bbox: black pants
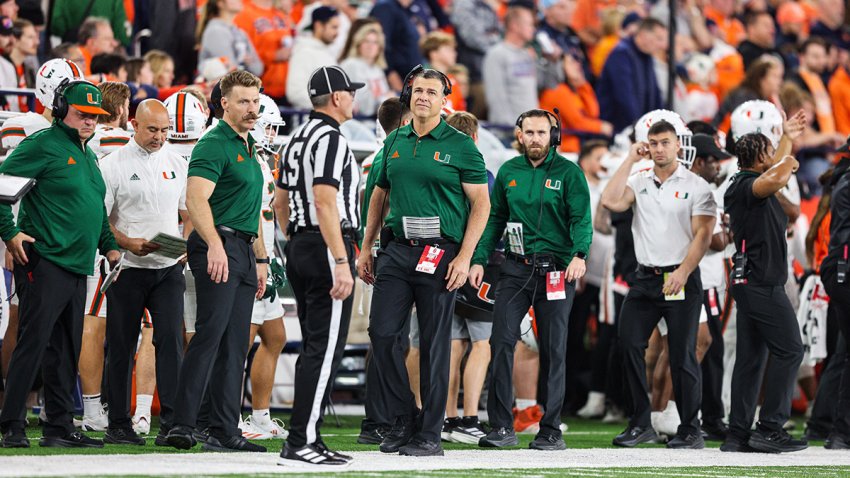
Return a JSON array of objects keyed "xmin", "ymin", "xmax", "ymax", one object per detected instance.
[
  {"xmin": 172, "ymin": 230, "xmax": 256, "ymax": 438},
  {"xmin": 488, "ymin": 259, "xmax": 575, "ymax": 436},
  {"xmin": 728, "ymin": 284, "xmax": 804, "ymax": 438},
  {"xmin": 285, "ymin": 232, "xmax": 354, "ymax": 447},
  {"xmin": 368, "ymin": 241, "xmax": 458, "ymax": 443},
  {"xmin": 821, "ymin": 260, "xmax": 850, "ymax": 437},
  {"xmin": 701, "ymin": 288, "xmax": 724, "ymax": 424},
  {"xmin": 105, "ymin": 264, "xmax": 185, "ymax": 429},
  {"xmin": 619, "ymin": 268, "xmax": 702, "ymax": 435},
  {"xmin": 566, "ymin": 284, "xmax": 597, "ymax": 408},
  {"xmin": 807, "ymin": 328, "xmax": 843, "ymax": 434},
  {"xmin": 0, "ymin": 246, "xmax": 85, "ymax": 437}
]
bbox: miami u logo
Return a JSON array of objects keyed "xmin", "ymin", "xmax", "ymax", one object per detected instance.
[
  {"xmin": 162, "ymin": 171, "xmax": 176, "ymax": 179},
  {"xmin": 545, "ymin": 179, "xmax": 561, "ymax": 190},
  {"xmin": 477, "ymin": 282, "xmax": 495, "ymax": 305}
]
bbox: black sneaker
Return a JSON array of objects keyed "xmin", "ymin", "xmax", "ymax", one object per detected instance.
[
  {"xmin": 399, "ymin": 437, "xmax": 444, "ymax": 456},
  {"xmin": 278, "ymin": 443, "xmax": 350, "ymax": 467},
  {"xmin": 701, "ymin": 420, "xmax": 729, "ymax": 441},
  {"xmin": 202, "ymin": 434, "xmax": 266, "ymax": 452},
  {"xmin": 166, "ymin": 424, "xmax": 197, "ymax": 450},
  {"xmin": 529, "ymin": 433, "xmax": 566, "ymax": 450},
  {"xmin": 720, "ymin": 434, "xmax": 757, "ymax": 453},
  {"xmin": 479, "ymin": 427, "xmax": 518, "ymax": 447},
  {"xmin": 441, "ymin": 417, "xmax": 462, "ymax": 443},
  {"xmin": 803, "ymin": 425, "xmax": 830, "ymax": 442},
  {"xmin": 825, "ymin": 433, "xmax": 850, "ymax": 450},
  {"xmin": 192, "ymin": 427, "xmax": 210, "ymax": 444},
  {"xmin": 357, "ymin": 426, "xmax": 386, "ymax": 445},
  {"xmin": 667, "ymin": 432, "xmax": 705, "ymax": 449},
  {"xmin": 316, "ymin": 441, "xmax": 352, "ymax": 461},
  {"xmin": 612, "ymin": 426, "xmax": 658, "ymax": 447},
  {"xmin": 40, "ymin": 431, "xmax": 104, "ymax": 448},
  {"xmin": 748, "ymin": 427, "xmax": 808, "ymax": 453},
  {"xmin": 450, "ymin": 417, "xmax": 487, "ymax": 445},
  {"xmin": 379, "ymin": 416, "xmax": 415, "ymax": 453},
  {"xmin": 105, "ymin": 427, "xmax": 146, "ymax": 445},
  {"xmin": 1, "ymin": 428, "xmax": 29, "ymax": 448}
]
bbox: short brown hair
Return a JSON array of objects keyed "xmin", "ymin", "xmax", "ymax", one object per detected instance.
[
  {"xmin": 220, "ymin": 70, "xmax": 262, "ymax": 98},
  {"xmin": 97, "ymin": 81, "xmax": 130, "ymax": 124},
  {"xmin": 419, "ymin": 31, "xmax": 455, "ymax": 60},
  {"xmin": 446, "ymin": 111, "xmax": 478, "ymax": 137}
]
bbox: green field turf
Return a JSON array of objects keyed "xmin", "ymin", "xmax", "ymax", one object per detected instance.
[{"xmin": 0, "ymin": 412, "xmax": 825, "ymax": 456}]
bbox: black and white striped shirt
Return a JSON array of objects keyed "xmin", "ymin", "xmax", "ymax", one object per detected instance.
[{"xmin": 277, "ymin": 112, "xmax": 361, "ymax": 230}]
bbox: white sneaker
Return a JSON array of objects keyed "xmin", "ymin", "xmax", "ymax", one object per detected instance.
[
  {"xmin": 81, "ymin": 408, "xmax": 109, "ymax": 431},
  {"xmin": 132, "ymin": 415, "xmax": 151, "ymax": 435},
  {"xmin": 577, "ymin": 392, "xmax": 606, "ymax": 419},
  {"xmin": 602, "ymin": 405, "xmax": 625, "ymax": 424},
  {"xmin": 655, "ymin": 403, "xmax": 680, "ymax": 438},
  {"xmin": 241, "ymin": 416, "xmax": 289, "ymax": 440}
]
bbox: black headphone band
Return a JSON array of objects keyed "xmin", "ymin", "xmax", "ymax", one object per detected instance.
[
  {"xmin": 400, "ymin": 64, "xmax": 452, "ymax": 106},
  {"xmin": 52, "ymin": 78, "xmax": 98, "ymax": 119}
]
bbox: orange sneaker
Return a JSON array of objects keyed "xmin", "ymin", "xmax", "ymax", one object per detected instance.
[{"xmin": 513, "ymin": 405, "xmax": 544, "ymax": 434}]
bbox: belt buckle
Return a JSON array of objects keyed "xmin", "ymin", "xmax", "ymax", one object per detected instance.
[{"xmin": 653, "ymin": 267, "xmax": 663, "ymax": 275}]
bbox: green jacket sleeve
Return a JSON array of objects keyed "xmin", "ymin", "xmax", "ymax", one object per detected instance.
[
  {"xmin": 111, "ymin": 1, "xmax": 130, "ymax": 46},
  {"xmin": 0, "ymin": 139, "xmax": 47, "ymax": 241},
  {"xmin": 564, "ymin": 162, "xmax": 592, "ymax": 257},
  {"xmin": 471, "ymin": 168, "xmax": 508, "ymax": 266}
]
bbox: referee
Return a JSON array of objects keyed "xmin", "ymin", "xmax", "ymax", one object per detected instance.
[
  {"xmin": 601, "ymin": 120, "xmax": 716, "ymax": 449},
  {"xmin": 722, "ymin": 112, "xmax": 808, "ymax": 453},
  {"xmin": 471, "ymin": 109, "xmax": 592, "ymax": 450},
  {"xmin": 357, "ymin": 67, "xmax": 491, "ymax": 457},
  {"xmin": 275, "ymin": 66, "xmax": 363, "ymax": 467},
  {"xmin": 166, "ymin": 70, "xmax": 268, "ymax": 453}
]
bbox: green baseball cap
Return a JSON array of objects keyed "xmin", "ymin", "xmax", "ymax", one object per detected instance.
[{"xmin": 64, "ymin": 82, "xmax": 109, "ymax": 115}]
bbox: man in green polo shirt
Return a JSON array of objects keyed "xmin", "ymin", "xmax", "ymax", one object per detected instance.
[
  {"xmin": 357, "ymin": 68, "xmax": 491, "ymax": 457},
  {"xmin": 166, "ymin": 71, "xmax": 268, "ymax": 453},
  {"xmin": 0, "ymin": 80, "xmax": 121, "ymax": 449},
  {"xmin": 471, "ymin": 109, "xmax": 592, "ymax": 451}
]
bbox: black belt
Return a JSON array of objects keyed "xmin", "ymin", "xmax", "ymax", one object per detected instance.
[
  {"xmin": 393, "ymin": 237, "xmax": 454, "ymax": 247},
  {"xmin": 290, "ymin": 225, "xmax": 358, "ymax": 239},
  {"xmin": 505, "ymin": 252, "xmax": 563, "ymax": 270},
  {"xmin": 216, "ymin": 225, "xmax": 255, "ymax": 244},
  {"xmin": 637, "ymin": 264, "xmax": 679, "ymax": 275}
]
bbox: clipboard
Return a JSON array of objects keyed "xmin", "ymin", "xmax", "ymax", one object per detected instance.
[
  {"xmin": 148, "ymin": 232, "xmax": 187, "ymax": 259},
  {"xmin": 0, "ymin": 175, "xmax": 35, "ymax": 205},
  {"xmin": 99, "ymin": 252, "xmax": 126, "ymax": 294}
]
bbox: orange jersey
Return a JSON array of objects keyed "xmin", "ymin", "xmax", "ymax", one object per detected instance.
[
  {"xmin": 829, "ymin": 66, "xmax": 850, "ymax": 137},
  {"xmin": 704, "ymin": 6, "xmax": 746, "ymax": 47},
  {"xmin": 813, "ymin": 212, "xmax": 831, "ymax": 273},
  {"xmin": 234, "ymin": 2, "xmax": 294, "ymax": 99},
  {"xmin": 590, "ymin": 34, "xmax": 618, "ymax": 78},
  {"xmin": 539, "ymin": 83, "xmax": 604, "ymax": 153},
  {"xmin": 571, "ymin": 0, "xmax": 617, "ymax": 38},
  {"xmin": 446, "ymin": 73, "xmax": 466, "ymax": 112}
]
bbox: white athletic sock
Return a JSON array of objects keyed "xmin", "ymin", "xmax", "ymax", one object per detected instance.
[
  {"xmin": 252, "ymin": 409, "xmax": 271, "ymax": 424},
  {"xmin": 515, "ymin": 399, "xmax": 537, "ymax": 410},
  {"xmin": 82, "ymin": 394, "xmax": 102, "ymax": 418},
  {"xmin": 135, "ymin": 394, "xmax": 153, "ymax": 418}
]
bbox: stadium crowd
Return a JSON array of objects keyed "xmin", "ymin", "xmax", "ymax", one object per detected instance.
[{"xmin": 0, "ymin": 0, "xmax": 846, "ymax": 468}]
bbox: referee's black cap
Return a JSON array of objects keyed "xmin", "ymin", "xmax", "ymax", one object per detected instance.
[{"xmin": 308, "ymin": 66, "xmax": 365, "ymax": 98}]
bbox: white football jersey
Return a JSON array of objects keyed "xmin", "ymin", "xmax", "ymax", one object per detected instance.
[
  {"xmin": 1, "ymin": 112, "xmax": 51, "ymax": 150},
  {"xmin": 89, "ymin": 124, "xmax": 133, "ymax": 160}
]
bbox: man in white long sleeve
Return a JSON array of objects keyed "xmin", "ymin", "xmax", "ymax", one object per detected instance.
[{"xmin": 286, "ymin": 6, "xmax": 340, "ymax": 110}]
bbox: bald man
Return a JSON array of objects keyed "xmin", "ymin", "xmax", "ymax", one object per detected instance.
[{"xmin": 99, "ymin": 99, "xmax": 191, "ymax": 446}]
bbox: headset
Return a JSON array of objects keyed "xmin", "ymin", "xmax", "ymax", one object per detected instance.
[
  {"xmin": 51, "ymin": 78, "xmax": 97, "ymax": 120},
  {"xmin": 515, "ymin": 108, "xmax": 562, "ymax": 148},
  {"xmin": 399, "ymin": 64, "xmax": 452, "ymax": 109}
]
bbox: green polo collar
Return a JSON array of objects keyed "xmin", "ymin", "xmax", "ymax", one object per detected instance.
[
  {"xmin": 216, "ymin": 119, "xmax": 257, "ymax": 150},
  {"xmin": 54, "ymin": 119, "xmax": 89, "ymax": 152},
  {"xmin": 405, "ymin": 118, "xmax": 448, "ymax": 140}
]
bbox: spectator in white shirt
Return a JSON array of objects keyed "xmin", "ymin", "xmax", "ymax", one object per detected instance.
[
  {"xmin": 340, "ymin": 21, "xmax": 391, "ymax": 117},
  {"xmin": 286, "ymin": 6, "xmax": 340, "ymax": 109}
]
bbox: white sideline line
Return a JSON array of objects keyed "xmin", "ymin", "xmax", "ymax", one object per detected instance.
[{"xmin": 1, "ymin": 448, "xmax": 848, "ymax": 476}]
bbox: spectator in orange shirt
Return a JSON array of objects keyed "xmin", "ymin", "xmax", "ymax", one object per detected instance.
[
  {"xmin": 589, "ymin": 8, "xmax": 625, "ymax": 78},
  {"xmin": 234, "ymin": 0, "xmax": 295, "ymax": 101},
  {"xmin": 703, "ymin": 0, "xmax": 745, "ymax": 47},
  {"xmin": 829, "ymin": 45, "xmax": 850, "ymax": 136},
  {"xmin": 714, "ymin": 57, "xmax": 783, "ymax": 132},
  {"xmin": 77, "ymin": 17, "xmax": 120, "ymax": 76},
  {"xmin": 570, "ymin": 0, "xmax": 617, "ymax": 47},
  {"xmin": 540, "ymin": 54, "xmax": 612, "ymax": 153},
  {"xmin": 420, "ymin": 31, "xmax": 466, "ymax": 111}
]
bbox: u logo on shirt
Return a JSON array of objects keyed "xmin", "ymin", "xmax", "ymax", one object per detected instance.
[
  {"xmin": 162, "ymin": 171, "xmax": 176, "ymax": 180},
  {"xmin": 674, "ymin": 191, "xmax": 689, "ymax": 199}
]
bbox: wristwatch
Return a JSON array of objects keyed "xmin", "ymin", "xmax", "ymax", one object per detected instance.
[
  {"xmin": 573, "ymin": 252, "xmax": 587, "ymax": 260},
  {"xmin": 256, "ymin": 257, "xmax": 270, "ymax": 264},
  {"xmin": 334, "ymin": 257, "xmax": 348, "ymax": 265}
]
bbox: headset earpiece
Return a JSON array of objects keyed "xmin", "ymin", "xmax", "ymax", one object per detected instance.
[{"xmin": 51, "ymin": 78, "xmax": 94, "ymax": 120}]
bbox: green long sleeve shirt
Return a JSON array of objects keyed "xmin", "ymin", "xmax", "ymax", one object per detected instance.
[
  {"xmin": 51, "ymin": 0, "xmax": 130, "ymax": 46},
  {"xmin": 0, "ymin": 120, "xmax": 119, "ymax": 275},
  {"xmin": 472, "ymin": 149, "xmax": 592, "ymax": 267}
]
